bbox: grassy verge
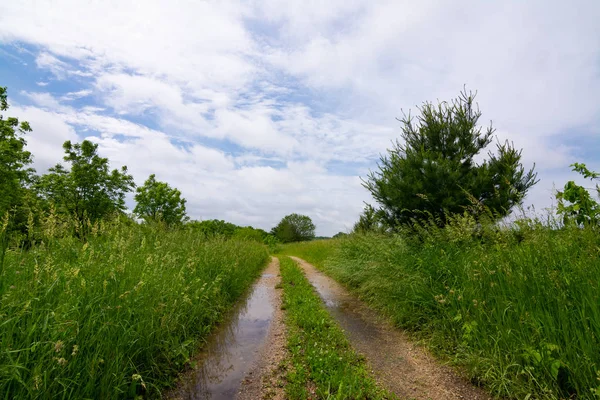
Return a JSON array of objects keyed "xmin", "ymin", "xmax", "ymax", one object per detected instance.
[
  {"xmin": 278, "ymin": 256, "xmax": 391, "ymax": 399},
  {"xmin": 0, "ymin": 220, "xmax": 269, "ymax": 399},
  {"xmin": 284, "ymin": 227, "xmax": 600, "ymax": 399},
  {"xmin": 278, "ymin": 239, "xmax": 338, "ymax": 267}
]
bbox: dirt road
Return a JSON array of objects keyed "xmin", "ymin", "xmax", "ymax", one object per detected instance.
[{"xmin": 290, "ymin": 256, "xmax": 490, "ymax": 400}]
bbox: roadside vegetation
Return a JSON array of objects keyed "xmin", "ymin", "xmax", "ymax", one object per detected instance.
[
  {"xmin": 0, "ymin": 85, "xmax": 275, "ymax": 398},
  {"xmin": 278, "ymin": 256, "xmax": 391, "ymax": 399},
  {"xmin": 0, "ymin": 216, "xmax": 268, "ymax": 398},
  {"xmin": 281, "ymin": 91, "xmax": 600, "ymax": 399},
  {"xmin": 282, "ymin": 218, "xmax": 600, "ymax": 399}
]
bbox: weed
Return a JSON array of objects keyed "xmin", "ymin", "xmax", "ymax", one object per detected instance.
[{"xmin": 0, "ymin": 220, "xmax": 269, "ymax": 398}]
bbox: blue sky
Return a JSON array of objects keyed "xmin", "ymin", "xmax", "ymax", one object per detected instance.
[{"xmin": 1, "ymin": 0, "xmax": 599, "ymax": 235}]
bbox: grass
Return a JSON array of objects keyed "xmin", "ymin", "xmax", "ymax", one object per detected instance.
[
  {"xmin": 0, "ymin": 219, "xmax": 269, "ymax": 399},
  {"xmin": 278, "ymin": 239, "xmax": 339, "ymax": 268},
  {"xmin": 281, "ymin": 223, "xmax": 600, "ymax": 400},
  {"xmin": 278, "ymin": 256, "xmax": 391, "ymax": 400}
]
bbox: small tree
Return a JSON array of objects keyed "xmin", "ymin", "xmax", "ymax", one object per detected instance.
[
  {"xmin": 363, "ymin": 89, "xmax": 538, "ymax": 228},
  {"xmin": 271, "ymin": 213, "xmax": 315, "ymax": 243},
  {"xmin": 0, "ymin": 86, "xmax": 36, "ymax": 224},
  {"xmin": 556, "ymin": 163, "xmax": 600, "ymax": 226},
  {"xmin": 134, "ymin": 174, "xmax": 187, "ymax": 225},
  {"xmin": 352, "ymin": 204, "xmax": 387, "ymax": 234},
  {"xmin": 38, "ymin": 140, "xmax": 135, "ymax": 231}
]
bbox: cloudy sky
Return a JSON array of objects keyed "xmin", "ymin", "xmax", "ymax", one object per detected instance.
[{"xmin": 1, "ymin": 1, "xmax": 599, "ymax": 235}]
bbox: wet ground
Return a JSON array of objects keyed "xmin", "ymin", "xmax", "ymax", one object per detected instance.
[
  {"xmin": 168, "ymin": 258, "xmax": 283, "ymax": 400},
  {"xmin": 290, "ymin": 256, "xmax": 491, "ymax": 400}
]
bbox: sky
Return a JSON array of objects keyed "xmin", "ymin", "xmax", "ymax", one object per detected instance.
[{"xmin": 1, "ymin": 0, "xmax": 599, "ymax": 236}]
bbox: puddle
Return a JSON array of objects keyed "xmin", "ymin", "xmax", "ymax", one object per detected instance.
[
  {"xmin": 288, "ymin": 257, "xmax": 382, "ymax": 343},
  {"xmin": 170, "ymin": 262, "xmax": 278, "ymax": 400}
]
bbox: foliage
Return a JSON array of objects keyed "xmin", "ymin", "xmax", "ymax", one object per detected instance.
[
  {"xmin": 134, "ymin": 174, "xmax": 188, "ymax": 225},
  {"xmin": 271, "ymin": 213, "xmax": 315, "ymax": 243},
  {"xmin": 0, "ymin": 86, "xmax": 37, "ymax": 235},
  {"xmin": 279, "ymin": 256, "xmax": 391, "ymax": 399},
  {"xmin": 556, "ymin": 163, "xmax": 600, "ymax": 226},
  {"xmin": 352, "ymin": 204, "xmax": 387, "ymax": 234},
  {"xmin": 363, "ymin": 89, "xmax": 538, "ymax": 228},
  {"xmin": 186, "ymin": 219, "xmax": 238, "ymax": 237},
  {"xmin": 37, "ymin": 140, "xmax": 135, "ymax": 234},
  {"xmin": 0, "ymin": 216, "xmax": 268, "ymax": 398},
  {"xmin": 285, "ymin": 219, "xmax": 600, "ymax": 399}
]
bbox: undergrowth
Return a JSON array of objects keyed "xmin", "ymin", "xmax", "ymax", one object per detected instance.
[
  {"xmin": 0, "ymin": 218, "xmax": 269, "ymax": 399},
  {"xmin": 278, "ymin": 256, "xmax": 391, "ymax": 400}
]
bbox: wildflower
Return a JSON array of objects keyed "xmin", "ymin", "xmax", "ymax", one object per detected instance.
[
  {"xmin": 71, "ymin": 345, "xmax": 79, "ymax": 356},
  {"xmin": 54, "ymin": 340, "xmax": 64, "ymax": 353},
  {"xmin": 56, "ymin": 357, "xmax": 67, "ymax": 366},
  {"xmin": 132, "ymin": 374, "xmax": 142, "ymax": 381},
  {"xmin": 434, "ymin": 294, "xmax": 446, "ymax": 304}
]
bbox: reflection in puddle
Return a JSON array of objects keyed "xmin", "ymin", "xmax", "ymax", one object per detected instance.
[
  {"xmin": 174, "ymin": 273, "xmax": 275, "ymax": 400},
  {"xmin": 293, "ymin": 258, "xmax": 382, "ymax": 343}
]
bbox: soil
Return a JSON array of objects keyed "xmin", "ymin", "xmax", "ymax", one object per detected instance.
[{"xmin": 290, "ymin": 256, "xmax": 491, "ymax": 400}]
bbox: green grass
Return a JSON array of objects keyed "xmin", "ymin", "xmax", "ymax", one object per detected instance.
[
  {"xmin": 278, "ymin": 239, "xmax": 339, "ymax": 267},
  {"xmin": 283, "ymin": 226, "xmax": 600, "ymax": 399},
  {"xmin": 278, "ymin": 256, "xmax": 391, "ymax": 400},
  {"xmin": 0, "ymin": 220, "xmax": 269, "ymax": 399}
]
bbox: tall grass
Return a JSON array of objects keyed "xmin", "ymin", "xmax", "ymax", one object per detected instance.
[
  {"xmin": 283, "ymin": 220, "xmax": 600, "ymax": 399},
  {"xmin": 0, "ymin": 216, "xmax": 269, "ymax": 399}
]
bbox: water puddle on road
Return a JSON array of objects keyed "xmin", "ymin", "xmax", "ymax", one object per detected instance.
[
  {"xmin": 288, "ymin": 256, "xmax": 382, "ymax": 343},
  {"xmin": 169, "ymin": 261, "xmax": 278, "ymax": 400}
]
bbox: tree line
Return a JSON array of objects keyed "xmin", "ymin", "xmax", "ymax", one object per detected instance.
[
  {"xmin": 1, "ymin": 85, "xmax": 319, "ymax": 247},
  {"xmin": 1, "ymin": 85, "xmax": 188, "ymax": 241}
]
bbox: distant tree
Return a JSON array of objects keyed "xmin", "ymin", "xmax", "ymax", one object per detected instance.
[
  {"xmin": 332, "ymin": 232, "xmax": 348, "ymax": 238},
  {"xmin": 233, "ymin": 226, "xmax": 265, "ymax": 242},
  {"xmin": 556, "ymin": 163, "xmax": 600, "ymax": 226},
  {"xmin": 363, "ymin": 89, "xmax": 538, "ymax": 228},
  {"xmin": 38, "ymin": 140, "xmax": 135, "ymax": 232},
  {"xmin": 134, "ymin": 174, "xmax": 187, "ymax": 225},
  {"xmin": 271, "ymin": 213, "xmax": 315, "ymax": 243},
  {"xmin": 352, "ymin": 204, "xmax": 387, "ymax": 234},
  {"xmin": 186, "ymin": 219, "xmax": 239, "ymax": 237},
  {"xmin": 0, "ymin": 86, "xmax": 36, "ymax": 227}
]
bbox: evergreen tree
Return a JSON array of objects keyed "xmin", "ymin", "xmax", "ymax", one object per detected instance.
[{"xmin": 364, "ymin": 90, "xmax": 538, "ymax": 228}]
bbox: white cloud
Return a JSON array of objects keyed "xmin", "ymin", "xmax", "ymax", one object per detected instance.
[
  {"xmin": 35, "ymin": 52, "xmax": 68, "ymax": 78},
  {"xmin": 10, "ymin": 105, "xmax": 78, "ymax": 172},
  {"xmin": 61, "ymin": 90, "xmax": 92, "ymax": 101}
]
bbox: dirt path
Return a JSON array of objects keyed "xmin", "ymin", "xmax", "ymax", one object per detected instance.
[
  {"xmin": 237, "ymin": 257, "xmax": 287, "ymax": 400},
  {"xmin": 166, "ymin": 257, "xmax": 286, "ymax": 400},
  {"xmin": 290, "ymin": 256, "xmax": 491, "ymax": 400}
]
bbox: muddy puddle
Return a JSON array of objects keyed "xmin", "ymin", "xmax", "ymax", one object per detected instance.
[
  {"xmin": 168, "ymin": 260, "xmax": 279, "ymax": 400},
  {"xmin": 290, "ymin": 256, "xmax": 490, "ymax": 400}
]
